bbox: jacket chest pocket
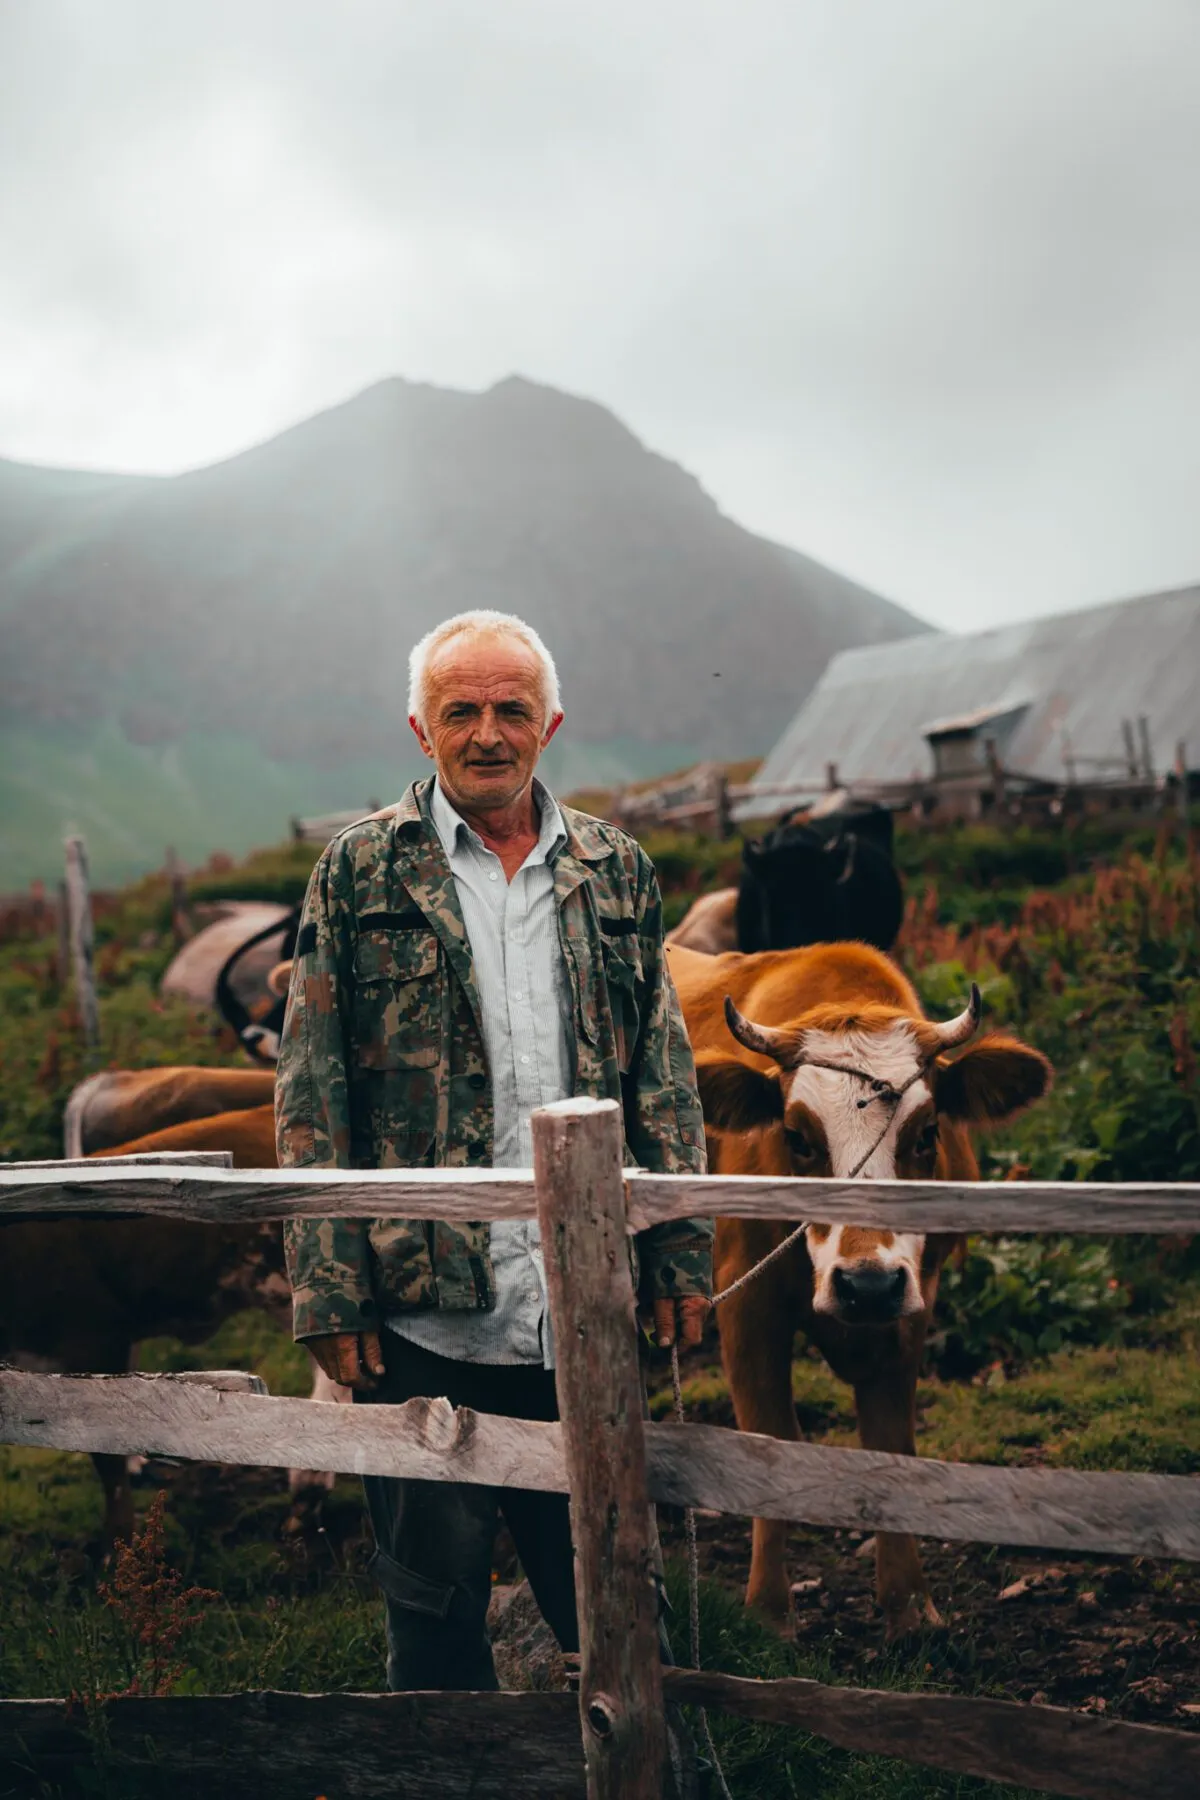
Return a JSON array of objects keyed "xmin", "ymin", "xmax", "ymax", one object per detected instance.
[
  {"xmin": 353, "ymin": 927, "xmax": 442, "ymax": 1070},
  {"xmin": 602, "ymin": 935, "xmax": 643, "ymax": 1073}
]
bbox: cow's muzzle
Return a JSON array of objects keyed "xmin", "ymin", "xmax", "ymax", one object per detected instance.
[{"xmin": 830, "ymin": 1263, "xmax": 910, "ymax": 1324}]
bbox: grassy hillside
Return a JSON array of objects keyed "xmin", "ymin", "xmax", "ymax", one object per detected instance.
[
  {"xmin": 1, "ymin": 819, "xmax": 1197, "ymax": 1795},
  {"xmin": 0, "ymin": 724, "xmax": 722, "ymax": 889}
]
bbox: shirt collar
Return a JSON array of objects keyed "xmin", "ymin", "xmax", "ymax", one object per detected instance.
[{"xmin": 430, "ymin": 776, "xmax": 568, "ymax": 865}]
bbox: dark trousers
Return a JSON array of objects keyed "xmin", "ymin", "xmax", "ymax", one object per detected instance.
[
  {"xmin": 356, "ymin": 1335, "xmax": 703, "ymax": 1795},
  {"xmin": 355, "ymin": 1335, "xmax": 580, "ymax": 1691}
]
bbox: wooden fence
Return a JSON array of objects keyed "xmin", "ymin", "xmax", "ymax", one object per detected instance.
[
  {"xmin": 3, "ymin": 1104, "xmax": 1200, "ymax": 1799},
  {"xmin": 606, "ymin": 760, "xmax": 1195, "ymax": 839}
]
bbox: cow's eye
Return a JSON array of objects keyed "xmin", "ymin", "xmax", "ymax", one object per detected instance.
[
  {"xmin": 917, "ymin": 1122, "xmax": 939, "ymax": 1158},
  {"xmin": 786, "ymin": 1127, "xmax": 817, "ymax": 1162}
]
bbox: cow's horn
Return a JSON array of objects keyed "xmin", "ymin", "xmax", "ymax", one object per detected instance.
[
  {"xmin": 932, "ymin": 982, "xmax": 983, "ymax": 1050},
  {"xmin": 723, "ymin": 995, "xmax": 798, "ymax": 1064}
]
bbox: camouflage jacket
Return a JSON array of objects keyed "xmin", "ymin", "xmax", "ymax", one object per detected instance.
[{"xmin": 275, "ymin": 777, "xmax": 712, "ymax": 1340}]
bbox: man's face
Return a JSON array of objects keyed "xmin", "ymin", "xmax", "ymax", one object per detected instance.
[{"xmin": 410, "ymin": 632, "xmax": 563, "ymax": 812}]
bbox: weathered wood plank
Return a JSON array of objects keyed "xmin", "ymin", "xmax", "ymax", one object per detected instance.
[
  {"xmin": 534, "ymin": 1098, "xmax": 666, "ymax": 1800},
  {"xmin": 0, "ymin": 1161, "xmax": 538, "ymax": 1222},
  {"xmin": 647, "ymin": 1419, "xmax": 1200, "ymax": 1559},
  {"xmin": 4, "ymin": 1681, "xmax": 1196, "ymax": 1800},
  {"xmin": 663, "ymin": 1669, "xmax": 1200, "ymax": 1800},
  {"xmin": 627, "ymin": 1172, "xmax": 1200, "ymax": 1236},
  {"xmin": 131, "ymin": 1369, "xmax": 267, "ymax": 1394},
  {"xmin": 5, "ymin": 1370, "xmax": 1199, "ymax": 1560},
  {"xmin": 0, "ymin": 1691, "xmax": 585, "ymax": 1799},
  {"xmin": 0, "ymin": 1371, "xmax": 568, "ymax": 1494},
  {"xmin": 4, "ymin": 1161, "xmax": 1199, "ymax": 1234}
]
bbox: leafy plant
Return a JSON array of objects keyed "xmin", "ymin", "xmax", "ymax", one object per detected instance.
[{"xmin": 933, "ymin": 1237, "xmax": 1131, "ymax": 1371}]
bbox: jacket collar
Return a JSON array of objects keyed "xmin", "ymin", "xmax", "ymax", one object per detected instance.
[
  {"xmin": 390, "ymin": 778, "xmax": 481, "ymax": 1029},
  {"xmin": 396, "ymin": 777, "xmax": 610, "ymax": 866},
  {"xmin": 391, "ymin": 775, "xmax": 609, "ymax": 999}
]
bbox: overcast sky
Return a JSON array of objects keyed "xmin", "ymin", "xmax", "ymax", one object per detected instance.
[{"xmin": 2, "ymin": 0, "xmax": 1199, "ymax": 631}]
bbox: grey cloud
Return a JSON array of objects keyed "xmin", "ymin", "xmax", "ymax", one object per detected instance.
[{"xmin": 1, "ymin": 0, "xmax": 1198, "ymax": 628}]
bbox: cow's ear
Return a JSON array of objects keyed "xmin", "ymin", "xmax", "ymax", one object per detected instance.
[
  {"xmin": 937, "ymin": 1035, "xmax": 1052, "ymax": 1126},
  {"xmin": 695, "ymin": 1054, "xmax": 783, "ymax": 1134}
]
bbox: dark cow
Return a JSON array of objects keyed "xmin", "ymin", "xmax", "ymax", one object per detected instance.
[{"xmin": 669, "ymin": 803, "xmax": 904, "ymax": 956}]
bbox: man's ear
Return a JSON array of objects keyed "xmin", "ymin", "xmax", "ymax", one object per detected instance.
[
  {"xmin": 695, "ymin": 1054, "xmax": 783, "ymax": 1134},
  {"xmin": 409, "ymin": 714, "xmax": 435, "ymax": 759},
  {"xmin": 541, "ymin": 710, "xmax": 565, "ymax": 749},
  {"xmin": 937, "ymin": 1035, "xmax": 1052, "ymax": 1126}
]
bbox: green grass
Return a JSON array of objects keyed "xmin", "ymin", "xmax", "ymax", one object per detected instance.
[
  {"xmin": 7, "ymin": 1288, "xmax": 1198, "ymax": 1796},
  {"xmin": 3, "ymin": 815, "xmax": 1199, "ymax": 1794},
  {"xmin": 0, "ymin": 1435, "xmax": 1040, "ymax": 1800},
  {"xmin": 656, "ymin": 1284, "xmax": 1200, "ymax": 1477},
  {"xmin": 661, "ymin": 1574, "xmax": 1043, "ymax": 1800}
]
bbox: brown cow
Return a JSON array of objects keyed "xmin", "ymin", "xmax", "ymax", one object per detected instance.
[
  {"xmin": 3, "ymin": 1096, "xmax": 341, "ymax": 1544},
  {"xmin": 668, "ymin": 940, "xmax": 1051, "ymax": 1639},
  {"xmin": 63, "ymin": 1065, "xmax": 275, "ymax": 1157}
]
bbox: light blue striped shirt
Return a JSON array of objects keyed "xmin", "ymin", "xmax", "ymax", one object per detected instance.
[{"xmin": 387, "ymin": 777, "xmax": 571, "ymax": 1367}]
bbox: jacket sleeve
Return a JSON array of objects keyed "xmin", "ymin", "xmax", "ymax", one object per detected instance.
[
  {"xmin": 275, "ymin": 842, "xmax": 376, "ymax": 1341},
  {"xmin": 625, "ymin": 849, "xmax": 714, "ymax": 1304}
]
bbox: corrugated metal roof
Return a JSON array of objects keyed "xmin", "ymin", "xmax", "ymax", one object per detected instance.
[{"xmin": 752, "ymin": 585, "xmax": 1200, "ymax": 793}]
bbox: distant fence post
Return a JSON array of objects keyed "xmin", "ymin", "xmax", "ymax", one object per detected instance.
[
  {"xmin": 533, "ymin": 1099, "xmax": 666, "ymax": 1800},
  {"xmin": 712, "ymin": 769, "xmax": 732, "ymax": 839},
  {"xmin": 1121, "ymin": 718, "xmax": 1139, "ymax": 779},
  {"xmin": 165, "ymin": 846, "xmax": 191, "ymax": 944},
  {"xmin": 55, "ymin": 879, "xmax": 71, "ymax": 986},
  {"xmin": 63, "ymin": 835, "xmax": 100, "ymax": 1053}
]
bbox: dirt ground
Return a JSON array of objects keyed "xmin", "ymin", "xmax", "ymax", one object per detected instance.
[
  {"xmin": 254, "ymin": 1452, "xmax": 1200, "ymax": 1729},
  {"xmin": 655, "ymin": 1507, "xmax": 1200, "ymax": 1729},
  {"xmin": 281, "ymin": 1449, "xmax": 1200, "ymax": 1732}
]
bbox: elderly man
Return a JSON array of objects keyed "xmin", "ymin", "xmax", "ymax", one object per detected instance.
[{"xmin": 275, "ymin": 608, "xmax": 712, "ymax": 1692}]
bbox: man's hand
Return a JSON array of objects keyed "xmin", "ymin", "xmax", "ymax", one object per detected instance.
[
  {"xmin": 642, "ymin": 1295, "xmax": 711, "ymax": 1351},
  {"xmin": 308, "ymin": 1330, "xmax": 386, "ymax": 1390}
]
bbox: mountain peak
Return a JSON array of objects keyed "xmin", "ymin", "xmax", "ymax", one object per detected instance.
[{"xmin": 0, "ymin": 376, "xmax": 927, "ymax": 884}]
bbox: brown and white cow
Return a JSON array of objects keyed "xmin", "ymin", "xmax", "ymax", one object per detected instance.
[{"xmin": 668, "ymin": 940, "xmax": 1051, "ymax": 1639}]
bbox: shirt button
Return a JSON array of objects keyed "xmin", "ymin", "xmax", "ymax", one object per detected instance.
[
  {"xmin": 520, "ymin": 1054, "xmax": 531, "ymax": 1065},
  {"xmin": 514, "ymin": 989, "xmax": 524, "ymax": 999},
  {"xmin": 467, "ymin": 1073, "xmax": 487, "ymax": 1091},
  {"xmin": 488, "ymin": 871, "xmax": 499, "ymax": 882}
]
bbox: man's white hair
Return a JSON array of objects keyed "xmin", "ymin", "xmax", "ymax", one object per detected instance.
[{"xmin": 407, "ymin": 609, "xmax": 562, "ymax": 730}]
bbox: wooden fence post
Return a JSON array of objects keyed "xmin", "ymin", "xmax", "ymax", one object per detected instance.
[
  {"xmin": 63, "ymin": 835, "xmax": 100, "ymax": 1053},
  {"xmin": 165, "ymin": 845, "xmax": 190, "ymax": 943},
  {"xmin": 533, "ymin": 1098, "xmax": 667, "ymax": 1800},
  {"xmin": 56, "ymin": 878, "xmax": 71, "ymax": 986},
  {"xmin": 1121, "ymin": 718, "xmax": 1139, "ymax": 779}
]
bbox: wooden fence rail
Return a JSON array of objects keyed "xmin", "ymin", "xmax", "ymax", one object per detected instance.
[
  {"xmin": 3, "ymin": 1108, "xmax": 1199, "ymax": 1799},
  {"xmin": 5, "ymin": 1683, "xmax": 1199, "ymax": 1800},
  {"xmin": 4, "ymin": 1368, "xmax": 1198, "ymax": 1561},
  {"xmin": 4, "ymin": 1160, "xmax": 1199, "ymax": 1237}
]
